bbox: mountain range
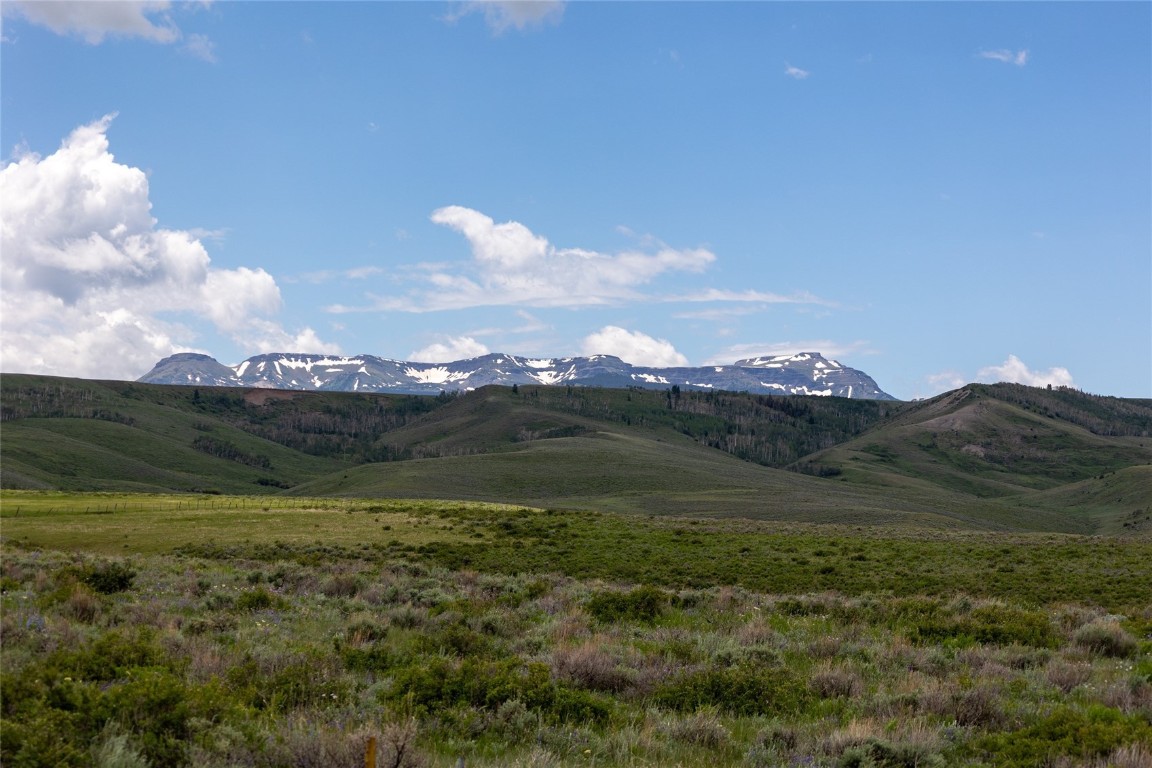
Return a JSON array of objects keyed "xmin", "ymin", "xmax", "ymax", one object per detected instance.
[{"xmin": 138, "ymin": 351, "xmax": 895, "ymax": 399}]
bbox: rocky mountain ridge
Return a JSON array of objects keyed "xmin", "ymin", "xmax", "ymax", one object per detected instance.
[{"xmin": 138, "ymin": 351, "xmax": 896, "ymax": 399}]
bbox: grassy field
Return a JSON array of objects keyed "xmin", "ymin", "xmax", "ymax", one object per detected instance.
[
  {"xmin": 2, "ymin": 491, "xmax": 1151, "ymax": 767},
  {"xmin": 5, "ymin": 490, "xmax": 1151, "ymax": 611},
  {"xmin": 3, "ymin": 378, "xmax": 1150, "ymax": 763}
]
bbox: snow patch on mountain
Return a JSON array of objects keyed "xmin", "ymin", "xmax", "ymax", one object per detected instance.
[
  {"xmin": 404, "ymin": 366, "xmax": 478, "ymax": 385},
  {"xmin": 138, "ymin": 350, "xmax": 895, "ymax": 400}
]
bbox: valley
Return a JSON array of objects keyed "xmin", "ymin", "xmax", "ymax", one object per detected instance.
[{"xmin": 2, "ymin": 375, "xmax": 1150, "ymax": 767}]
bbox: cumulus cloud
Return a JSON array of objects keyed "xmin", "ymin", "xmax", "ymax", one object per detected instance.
[
  {"xmin": 4, "ymin": 1, "xmax": 217, "ymax": 59},
  {"xmin": 0, "ymin": 115, "xmax": 334, "ymax": 380},
  {"xmin": 5, "ymin": 1, "xmax": 178, "ymax": 44},
  {"xmin": 979, "ymin": 49, "xmax": 1028, "ymax": 66},
  {"xmin": 445, "ymin": 1, "xmax": 565, "ymax": 34},
  {"xmin": 330, "ymin": 206, "xmax": 716, "ymax": 313},
  {"xmin": 702, "ymin": 340, "xmax": 872, "ymax": 366},
  {"xmin": 409, "ymin": 336, "xmax": 490, "ymax": 363},
  {"xmin": 581, "ymin": 326, "xmax": 689, "ymax": 367},
  {"xmin": 977, "ymin": 355, "xmax": 1073, "ymax": 388}
]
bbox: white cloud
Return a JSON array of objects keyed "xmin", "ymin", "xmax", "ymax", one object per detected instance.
[
  {"xmin": 0, "ymin": 115, "xmax": 334, "ymax": 380},
  {"xmin": 673, "ymin": 306, "xmax": 766, "ymax": 321},
  {"xmin": 467, "ymin": 310, "xmax": 551, "ymax": 338},
  {"xmin": 671, "ymin": 288, "xmax": 832, "ymax": 306},
  {"xmin": 182, "ymin": 32, "xmax": 216, "ymax": 62},
  {"xmin": 581, "ymin": 326, "xmax": 688, "ymax": 367},
  {"xmin": 979, "ymin": 49, "xmax": 1028, "ymax": 66},
  {"xmin": 4, "ymin": 1, "xmax": 217, "ymax": 60},
  {"xmin": 5, "ymin": 1, "xmax": 179, "ymax": 44},
  {"xmin": 332, "ymin": 206, "xmax": 716, "ymax": 313},
  {"xmin": 977, "ymin": 355, "xmax": 1073, "ymax": 388},
  {"xmin": 327, "ymin": 209, "xmax": 829, "ymax": 317},
  {"xmin": 445, "ymin": 1, "xmax": 565, "ymax": 34},
  {"xmin": 784, "ymin": 63, "xmax": 810, "ymax": 80},
  {"xmin": 702, "ymin": 340, "xmax": 872, "ymax": 366},
  {"xmin": 286, "ymin": 266, "xmax": 384, "ymax": 285},
  {"xmin": 409, "ymin": 336, "xmax": 490, "ymax": 363}
]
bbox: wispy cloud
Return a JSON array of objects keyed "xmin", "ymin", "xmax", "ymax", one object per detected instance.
[
  {"xmin": 328, "ymin": 205, "xmax": 717, "ymax": 313},
  {"xmin": 979, "ymin": 49, "xmax": 1028, "ymax": 66},
  {"xmin": 443, "ymin": 1, "xmax": 565, "ymax": 34},
  {"xmin": 670, "ymin": 288, "xmax": 834, "ymax": 307},
  {"xmin": 183, "ymin": 32, "xmax": 216, "ymax": 63},
  {"xmin": 924, "ymin": 370, "xmax": 967, "ymax": 395},
  {"xmin": 284, "ymin": 266, "xmax": 384, "ymax": 285},
  {"xmin": 466, "ymin": 310, "xmax": 551, "ymax": 338},
  {"xmin": 673, "ymin": 306, "xmax": 768, "ymax": 321},
  {"xmin": 784, "ymin": 62, "xmax": 810, "ymax": 80},
  {"xmin": 702, "ymin": 340, "xmax": 873, "ymax": 366}
]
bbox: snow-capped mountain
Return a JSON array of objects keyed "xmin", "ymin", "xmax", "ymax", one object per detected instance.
[{"xmin": 138, "ymin": 351, "xmax": 895, "ymax": 399}]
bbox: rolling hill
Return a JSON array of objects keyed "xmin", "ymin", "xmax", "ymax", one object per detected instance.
[
  {"xmin": 804, "ymin": 384, "xmax": 1152, "ymax": 496},
  {"xmin": 1, "ymin": 374, "xmax": 1148, "ymax": 534}
]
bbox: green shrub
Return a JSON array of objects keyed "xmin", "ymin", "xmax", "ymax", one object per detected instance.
[
  {"xmin": 384, "ymin": 657, "xmax": 611, "ymax": 725},
  {"xmin": 98, "ymin": 668, "xmax": 192, "ymax": 766},
  {"xmin": 225, "ymin": 655, "xmax": 347, "ymax": 713},
  {"xmin": 905, "ymin": 604, "xmax": 1057, "ymax": 648},
  {"xmin": 586, "ymin": 585, "xmax": 667, "ymax": 624},
  {"xmin": 78, "ymin": 560, "xmax": 136, "ymax": 594},
  {"xmin": 0, "ymin": 707, "xmax": 91, "ymax": 767},
  {"xmin": 1073, "ymin": 621, "xmax": 1138, "ymax": 658},
  {"xmin": 415, "ymin": 620, "xmax": 494, "ymax": 658},
  {"xmin": 652, "ymin": 664, "xmax": 811, "ymax": 717},
  {"xmin": 971, "ymin": 705, "xmax": 1152, "ymax": 767},
  {"xmin": 233, "ymin": 587, "xmax": 285, "ymax": 612},
  {"xmin": 837, "ymin": 738, "xmax": 945, "ymax": 768},
  {"xmin": 43, "ymin": 630, "xmax": 165, "ymax": 682}
]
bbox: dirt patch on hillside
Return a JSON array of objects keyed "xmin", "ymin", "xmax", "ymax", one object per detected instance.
[{"xmin": 920, "ymin": 401, "xmax": 986, "ymax": 432}]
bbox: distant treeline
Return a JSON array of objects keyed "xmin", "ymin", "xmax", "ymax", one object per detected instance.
[
  {"xmin": 972, "ymin": 384, "xmax": 1152, "ymax": 438},
  {"xmin": 191, "ymin": 436, "xmax": 272, "ymax": 469},
  {"xmin": 508, "ymin": 385, "xmax": 902, "ymax": 468},
  {"xmin": 177, "ymin": 388, "xmax": 453, "ymax": 463},
  {"xmin": 0, "ymin": 382, "xmax": 136, "ymax": 426}
]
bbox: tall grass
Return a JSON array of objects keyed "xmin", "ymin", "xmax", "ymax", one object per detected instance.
[{"xmin": 3, "ymin": 533, "xmax": 1149, "ymax": 767}]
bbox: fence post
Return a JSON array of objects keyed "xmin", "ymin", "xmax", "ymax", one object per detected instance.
[{"xmin": 364, "ymin": 736, "xmax": 376, "ymax": 768}]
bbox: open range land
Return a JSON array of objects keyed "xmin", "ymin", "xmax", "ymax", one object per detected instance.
[{"xmin": 1, "ymin": 376, "xmax": 1150, "ymax": 767}]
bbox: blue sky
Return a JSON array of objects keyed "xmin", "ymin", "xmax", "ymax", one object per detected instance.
[{"xmin": 2, "ymin": 1, "xmax": 1149, "ymax": 399}]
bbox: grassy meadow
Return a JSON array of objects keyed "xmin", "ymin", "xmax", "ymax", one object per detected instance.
[{"xmin": 2, "ymin": 491, "xmax": 1150, "ymax": 767}]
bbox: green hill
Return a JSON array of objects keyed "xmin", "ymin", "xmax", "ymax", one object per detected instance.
[
  {"xmin": 0, "ymin": 375, "xmax": 353, "ymax": 493},
  {"xmin": 1, "ymin": 374, "xmax": 1148, "ymax": 534},
  {"xmin": 806, "ymin": 385, "xmax": 1151, "ymax": 496}
]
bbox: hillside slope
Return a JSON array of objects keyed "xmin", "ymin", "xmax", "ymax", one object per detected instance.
[
  {"xmin": 805, "ymin": 385, "xmax": 1152, "ymax": 501},
  {"xmin": 0, "ymin": 376, "xmax": 352, "ymax": 493},
  {"xmin": 2, "ymin": 375, "xmax": 1148, "ymax": 534}
]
